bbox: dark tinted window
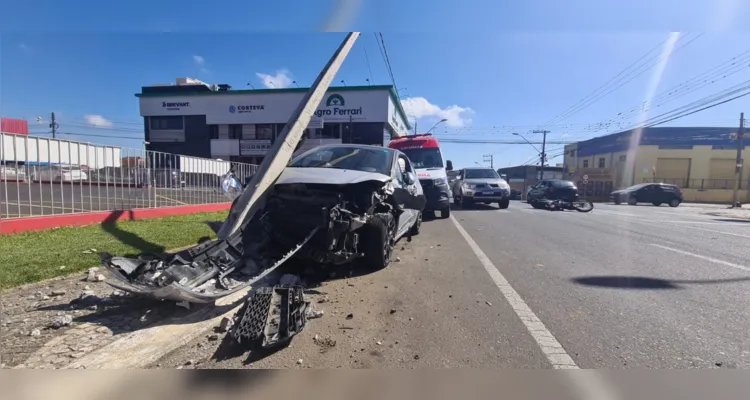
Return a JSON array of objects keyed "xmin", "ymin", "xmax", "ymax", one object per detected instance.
[
  {"xmin": 150, "ymin": 116, "xmax": 183, "ymax": 130},
  {"xmin": 551, "ymin": 180, "xmax": 576, "ymax": 188},
  {"xmin": 401, "ymin": 148, "xmax": 443, "ymax": 168},
  {"xmin": 465, "ymin": 169, "xmax": 499, "ymax": 179}
]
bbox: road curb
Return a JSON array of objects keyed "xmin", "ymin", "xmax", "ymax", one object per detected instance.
[{"xmin": 64, "ymin": 281, "xmax": 261, "ymax": 369}]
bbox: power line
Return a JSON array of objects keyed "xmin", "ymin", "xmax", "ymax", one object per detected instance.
[
  {"xmin": 362, "ymin": 40, "xmax": 374, "ymax": 84},
  {"xmin": 539, "ymin": 33, "xmax": 704, "ymax": 130},
  {"xmin": 576, "ymin": 48, "xmax": 750, "ymax": 137}
]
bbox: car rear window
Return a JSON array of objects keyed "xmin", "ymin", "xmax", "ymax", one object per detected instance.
[{"xmin": 552, "ymin": 180, "xmax": 576, "ymax": 188}]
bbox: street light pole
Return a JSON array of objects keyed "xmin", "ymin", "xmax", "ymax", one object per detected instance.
[
  {"xmin": 732, "ymin": 112, "xmax": 745, "ymax": 208},
  {"xmin": 426, "ymin": 118, "xmax": 448, "ymax": 134},
  {"xmin": 532, "ymin": 130, "xmax": 550, "ymax": 179}
]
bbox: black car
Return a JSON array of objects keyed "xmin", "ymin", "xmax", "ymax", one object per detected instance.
[
  {"xmin": 527, "ymin": 180, "xmax": 579, "ymax": 208},
  {"xmin": 610, "ymin": 183, "xmax": 683, "ymax": 207}
]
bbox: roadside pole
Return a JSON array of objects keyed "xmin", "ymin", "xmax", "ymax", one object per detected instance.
[
  {"xmin": 533, "ymin": 129, "xmax": 550, "ymax": 179},
  {"xmin": 732, "ymin": 112, "xmax": 745, "ymax": 208},
  {"xmin": 218, "ymin": 32, "xmax": 361, "ymax": 239}
]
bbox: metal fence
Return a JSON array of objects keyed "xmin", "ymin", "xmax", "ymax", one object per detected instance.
[
  {"xmin": 643, "ymin": 177, "xmax": 748, "ymax": 190},
  {"xmin": 0, "ymin": 132, "xmax": 259, "ymax": 219}
]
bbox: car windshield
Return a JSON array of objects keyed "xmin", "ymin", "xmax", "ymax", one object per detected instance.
[
  {"xmin": 465, "ymin": 169, "xmax": 499, "ymax": 179},
  {"xmin": 289, "ymin": 146, "xmax": 393, "ymax": 175},
  {"xmin": 400, "ymin": 148, "xmax": 443, "ymax": 169}
]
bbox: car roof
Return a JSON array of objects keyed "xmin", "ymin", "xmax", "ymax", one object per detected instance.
[
  {"xmin": 312, "ymin": 143, "xmax": 400, "ymax": 155},
  {"xmin": 463, "ymin": 167, "xmax": 495, "ymax": 171}
]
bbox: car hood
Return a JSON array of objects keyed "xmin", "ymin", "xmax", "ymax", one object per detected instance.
[
  {"xmin": 463, "ymin": 178, "xmax": 509, "ymax": 187},
  {"xmin": 276, "ymin": 167, "xmax": 391, "ymax": 186}
]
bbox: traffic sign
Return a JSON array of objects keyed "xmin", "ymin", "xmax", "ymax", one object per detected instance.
[
  {"xmin": 582, "ymin": 174, "xmax": 589, "ymax": 180},
  {"xmin": 583, "ymin": 179, "xmax": 589, "ymax": 185}
]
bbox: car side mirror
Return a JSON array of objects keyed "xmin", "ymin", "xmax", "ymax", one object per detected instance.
[
  {"xmin": 404, "ymin": 172, "xmax": 417, "ymax": 185},
  {"xmin": 446, "ymin": 160, "xmax": 453, "ymax": 171}
]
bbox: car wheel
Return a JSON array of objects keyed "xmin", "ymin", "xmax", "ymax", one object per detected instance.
[
  {"xmin": 652, "ymin": 202, "xmax": 662, "ymax": 206},
  {"xmin": 498, "ymin": 199, "xmax": 510, "ymax": 209},
  {"xmin": 614, "ymin": 199, "xmax": 621, "ymax": 205},
  {"xmin": 460, "ymin": 195, "xmax": 472, "ymax": 208},
  {"xmin": 669, "ymin": 198, "xmax": 681, "ymax": 207},
  {"xmin": 440, "ymin": 206, "xmax": 450, "ymax": 218},
  {"xmin": 627, "ymin": 197, "xmax": 637, "ymax": 206},
  {"xmin": 362, "ymin": 213, "xmax": 396, "ymax": 269},
  {"xmin": 410, "ymin": 212, "xmax": 422, "ymax": 235}
]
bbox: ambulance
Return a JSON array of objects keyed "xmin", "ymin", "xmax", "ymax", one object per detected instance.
[{"xmin": 388, "ymin": 134, "xmax": 453, "ymax": 218}]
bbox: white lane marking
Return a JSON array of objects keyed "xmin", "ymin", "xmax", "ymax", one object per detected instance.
[
  {"xmin": 449, "ymin": 215, "xmax": 578, "ymax": 369},
  {"xmin": 649, "ymin": 244, "xmax": 750, "ymax": 273},
  {"xmin": 640, "ymin": 221, "xmax": 750, "ymax": 239}
]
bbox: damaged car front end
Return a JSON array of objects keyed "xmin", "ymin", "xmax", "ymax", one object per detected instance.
[{"xmin": 101, "ymin": 144, "xmax": 426, "ymax": 303}]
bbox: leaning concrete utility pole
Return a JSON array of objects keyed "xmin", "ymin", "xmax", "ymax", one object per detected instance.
[
  {"xmin": 218, "ymin": 32, "xmax": 361, "ymax": 239},
  {"xmin": 732, "ymin": 112, "xmax": 745, "ymax": 208}
]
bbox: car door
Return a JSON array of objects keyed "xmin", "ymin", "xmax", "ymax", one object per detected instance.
[
  {"xmin": 452, "ymin": 169, "xmax": 464, "ymax": 196},
  {"xmin": 636, "ymin": 184, "xmax": 656, "ymax": 202},
  {"xmin": 529, "ymin": 181, "xmax": 547, "ymax": 200},
  {"xmin": 390, "ymin": 153, "xmax": 424, "ymax": 237}
]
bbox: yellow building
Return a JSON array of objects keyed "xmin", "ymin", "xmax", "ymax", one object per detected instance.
[{"xmin": 562, "ymin": 127, "xmax": 748, "ymax": 203}]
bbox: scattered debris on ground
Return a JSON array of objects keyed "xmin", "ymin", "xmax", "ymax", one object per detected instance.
[
  {"xmin": 313, "ymin": 334, "xmax": 337, "ymax": 349},
  {"xmin": 232, "ymin": 285, "xmax": 309, "ymax": 348},
  {"xmin": 50, "ymin": 315, "xmax": 73, "ymax": 329},
  {"xmin": 218, "ymin": 317, "xmax": 234, "ymax": 332}
]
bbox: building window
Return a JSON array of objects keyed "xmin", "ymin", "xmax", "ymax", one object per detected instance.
[
  {"xmin": 598, "ymin": 158, "xmax": 605, "ymax": 168},
  {"xmin": 311, "ymin": 124, "xmax": 341, "ymax": 139},
  {"xmin": 569, "ymin": 150, "xmax": 576, "ymax": 157},
  {"xmin": 619, "ymin": 155, "xmax": 626, "ymax": 162},
  {"xmin": 150, "ymin": 116, "xmax": 183, "ymax": 130},
  {"xmin": 229, "ymin": 125, "xmax": 242, "ymax": 140},
  {"xmin": 658, "ymin": 145, "xmax": 693, "ymax": 150},
  {"xmin": 256, "ymin": 124, "xmax": 274, "ymax": 140},
  {"xmin": 583, "ymin": 160, "xmax": 589, "ymax": 168},
  {"xmin": 209, "ymin": 125, "xmax": 219, "ymax": 139}
]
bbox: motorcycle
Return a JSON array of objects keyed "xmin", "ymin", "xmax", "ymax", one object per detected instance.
[{"xmin": 537, "ymin": 198, "xmax": 594, "ymax": 213}]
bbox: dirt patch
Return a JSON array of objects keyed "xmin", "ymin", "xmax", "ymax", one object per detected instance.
[{"xmin": 0, "ymin": 269, "xmax": 201, "ymax": 369}]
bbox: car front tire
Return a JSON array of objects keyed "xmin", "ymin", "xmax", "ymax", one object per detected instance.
[
  {"xmin": 498, "ymin": 199, "xmax": 510, "ymax": 209},
  {"xmin": 440, "ymin": 206, "xmax": 450, "ymax": 218},
  {"xmin": 362, "ymin": 213, "xmax": 396, "ymax": 269},
  {"xmin": 410, "ymin": 212, "xmax": 422, "ymax": 235}
]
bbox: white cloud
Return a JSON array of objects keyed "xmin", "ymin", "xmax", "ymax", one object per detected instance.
[
  {"xmin": 400, "ymin": 97, "xmax": 474, "ymax": 128},
  {"xmin": 193, "ymin": 55, "xmax": 209, "ymax": 73},
  {"xmin": 84, "ymin": 114, "xmax": 113, "ymax": 128},
  {"xmin": 255, "ymin": 69, "xmax": 293, "ymax": 89}
]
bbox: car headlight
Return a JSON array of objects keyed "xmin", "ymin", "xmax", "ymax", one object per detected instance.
[
  {"xmin": 433, "ymin": 177, "xmax": 448, "ymax": 186},
  {"xmin": 462, "ymin": 182, "xmax": 476, "ymax": 189}
]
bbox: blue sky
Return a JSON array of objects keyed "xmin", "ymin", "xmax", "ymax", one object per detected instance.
[{"xmin": 3, "ymin": 0, "xmax": 750, "ymax": 168}]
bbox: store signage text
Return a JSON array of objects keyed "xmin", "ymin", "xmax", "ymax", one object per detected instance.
[
  {"xmin": 162, "ymin": 101, "xmax": 190, "ymax": 111},
  {"xmin": 229, "ymin": 105, "xmax": 265, "ymax": 114},
  {"xmin": 314, "ymin": 93, "xmax": 363, "ymax": 118}
]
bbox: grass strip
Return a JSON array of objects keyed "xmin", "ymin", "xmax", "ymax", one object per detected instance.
[{"xmin": 0, "ymin": 211, "xmax": 228, "ymax": 290}]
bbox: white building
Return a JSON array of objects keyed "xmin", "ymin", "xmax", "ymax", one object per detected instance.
[{"xmin": 136, "ymin": 78, "xmax": 412, "ymax": 165}]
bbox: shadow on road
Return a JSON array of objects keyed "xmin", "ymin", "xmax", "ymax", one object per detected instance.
[
  {"xmin": 101, "ymin": 210, "xmax": 165, "ymax": 256},
  {"xmin": 713, "ymin": 218, "xmax": 750, "ymax": 224},
  {"xmin": 572, "ymin": 275, "xmax": 750, "ymax": 290}
]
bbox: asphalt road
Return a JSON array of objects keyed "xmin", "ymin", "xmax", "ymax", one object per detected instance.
[
  {"xmin": 0, "ymin": 182, "xmax": 227, "ymax": 218},
  {"xmin": 153, "ymin": 200, "xmax": 750, "ymax": 370}
]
